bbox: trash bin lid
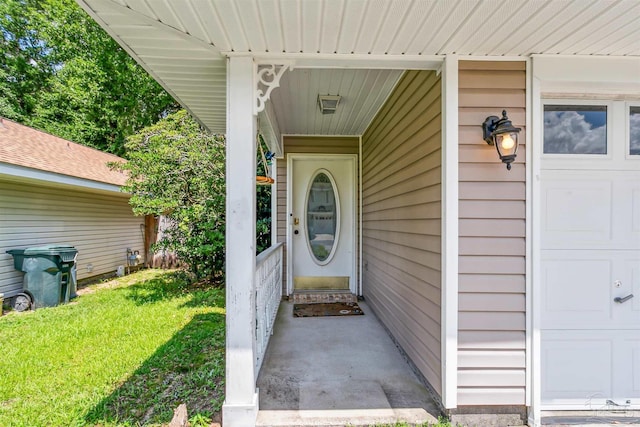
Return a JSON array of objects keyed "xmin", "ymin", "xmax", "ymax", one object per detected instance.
[
  {"xmin": 24, "ymin": 245, "xmax": 77, "ymax": 255},
  {"xmin": 6, "ymin": 249, "xmax": 26, "ymax": 255}
]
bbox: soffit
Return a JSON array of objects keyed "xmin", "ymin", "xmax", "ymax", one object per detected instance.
[
  {"xmin": 78, "ymin": 0, "xmax": 640, "ymax": 135},
  {"xmin": 80, "ymin": 0, "xmax": 227, "ymax": 133},
  {"xmin": 91, "ymin": 0, "xmax": 640, "ymax": 57}
]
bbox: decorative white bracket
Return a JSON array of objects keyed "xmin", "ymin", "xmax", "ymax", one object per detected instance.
[{"xmin": 255, "ymin": 64, "xmax": 290, "ymax": 114}]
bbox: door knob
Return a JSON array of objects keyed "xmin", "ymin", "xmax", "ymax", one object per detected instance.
[{"xmin": 614, "ymin": 294, "xmax": 634, "ymax": 304}]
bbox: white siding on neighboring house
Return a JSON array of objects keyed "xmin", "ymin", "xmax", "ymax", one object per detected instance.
[
  {"xmin": 0, "ymin": 178, "xmax": 145, "ymax": 297},
  {"xmin": 276, "ymin": 136, "xmax": 360, "ymax": 294},
  {"xmin": 361, "ymin": 70, "xmax": 443, "ymax": 396},
  {"xmin": 457, "ymin": 61, "xmax": 527, "ymax": 406}
]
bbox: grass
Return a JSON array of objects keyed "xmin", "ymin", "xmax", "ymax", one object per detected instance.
[{"xmin": 0, "ymin": 269, "xmax": 225, "ymax": 427}]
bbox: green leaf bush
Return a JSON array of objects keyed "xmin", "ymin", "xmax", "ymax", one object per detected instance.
[{"xmin": 113, "ymin": 110, "xmax": 226, "ymax": 281}]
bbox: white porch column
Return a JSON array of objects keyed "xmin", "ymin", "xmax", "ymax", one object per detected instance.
[
  {"xmin": 222, "ymin": 55, "xmax": 259, "ymax": 427},
  {"xmin": 441, "ymin": 54, "xmax": 459, "ymax": 409}
]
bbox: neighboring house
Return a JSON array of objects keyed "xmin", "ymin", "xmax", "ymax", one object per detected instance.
[
  {"xmin": 0, "ymin": 118, "xmax": 146, "ymax": 300},
  {"xmin": 76, "ymin": 2, "xmax": 640, "ymax": 427}
]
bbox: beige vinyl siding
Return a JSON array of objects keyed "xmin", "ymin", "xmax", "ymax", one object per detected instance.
[
  {"xmin": 282, "ymin": 136, "xmax": 359, "ymax": 154},
  {"xmin": 361, "ymin": 70, "xmax": 443, "ymax": 396},
  {"xmin": 276, "ymin": 158, "xmax": 287, "ymax": 291},
  {"xmin": 0, "ymin": 178, "xmax": 144, "ymax": 297},
  {"xmin": 275, "ymin": 136, "xmax": 359, "ymax": 293},
  {"xmin": 457, "ymin": 61, "xmax": 526, "ymax": 406}
]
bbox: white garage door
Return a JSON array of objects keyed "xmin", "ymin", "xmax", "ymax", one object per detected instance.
[{"xmin": 541, "ymin": 101, "xmax": 640, "ymax": 409}]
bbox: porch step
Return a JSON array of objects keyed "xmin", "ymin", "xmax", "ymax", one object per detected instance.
[
  {"xmin": 257, "ymin": 380, "xmax": 434, "ymax": 426},
  {"xmin": 257, "ymin": 408, "xmax": 434, "ymax": 427},
  {"xmin": 290, "ymin": 291, "xmax": 357, "ymax": 304}
]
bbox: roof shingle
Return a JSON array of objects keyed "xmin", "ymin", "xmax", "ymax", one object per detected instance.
[{"xmin": 0, "ymin": 118, "xmax": 128, "ymax": 186}]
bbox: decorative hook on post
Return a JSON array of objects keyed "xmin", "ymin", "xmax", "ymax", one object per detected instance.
[{"xmin": 255, "ymin": 64, "xmax": 290, "ymax": 114}]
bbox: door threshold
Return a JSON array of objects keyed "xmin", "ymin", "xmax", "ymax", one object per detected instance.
[{"xmin": 290, "ymin": 290, "xmax": 357, "ymax": 304}]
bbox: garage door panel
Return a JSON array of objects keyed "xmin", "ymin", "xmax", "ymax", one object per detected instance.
[
  {"xmin": 542, "ymin": 333, "xmax": 613, "ymax": 401},
  {"xmin": 615, "ymin": 338, "xmax": 640, "ymax": 401},
  {"xmin": 628, "ymin": 186, "xmax": 640, "ymax": 242},
  {"xmin": 616, "ymin": 179, "xmax": 640, "ymax": 248},
  {"xmin": 542, "ymin": 171, "xmax": 640, "ymax": 250},
  {"xmin": 632, "ymin": 262, "xmax": 640, "ymax": 314},
  {"xmin": 617, "ymin": 260, "xmax": 640, "ymax": 325},
  {"xmin": 541, "ymin": 254, "xmax": 612, "ymax": 329},
  {"xmin": 542, "ymin": 178, "xmax": 612, "ymax": 247}
]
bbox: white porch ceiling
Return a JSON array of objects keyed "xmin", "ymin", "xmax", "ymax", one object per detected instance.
[
  {"xmin": 270, "ymin": 68, "xmax": 402, "ymax": 135},
  {"xmin": 78, "ymin": 0, "xmax": 640, "ymax": 135}
]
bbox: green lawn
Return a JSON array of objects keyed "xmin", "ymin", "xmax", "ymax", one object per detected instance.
[{"xmin": 0, "ymin": 269, "xmax": 225, "ymax": 427}]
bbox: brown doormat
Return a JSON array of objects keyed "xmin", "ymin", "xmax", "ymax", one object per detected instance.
[{"xmin": 293, "ymin": 302, "xmax": 364, "ymax": 317}]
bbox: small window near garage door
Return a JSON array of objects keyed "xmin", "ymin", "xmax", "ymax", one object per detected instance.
[
  {"xmin": 544, "ymin": 105, "xmax": 607, "ymax": 154},
  {"xmin": 629, "ymin": 106, "xmax": 640, "ymax": 156}
]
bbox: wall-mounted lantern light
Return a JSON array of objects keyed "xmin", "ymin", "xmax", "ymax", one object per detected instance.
[
  {"xmin": 318, "ymin": 95, "xmax": 341, "ymax": 114},
  {"xmin": 482, "ymin": 110, "xmax": 521, "ymax": 170}
]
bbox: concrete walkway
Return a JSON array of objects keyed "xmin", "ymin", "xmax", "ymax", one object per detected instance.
[{"xmin": 256, "ymin": 301, "xmax": 441, "ymax": 427}]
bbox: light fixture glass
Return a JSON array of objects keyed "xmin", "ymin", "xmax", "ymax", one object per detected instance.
[
  {"xmin": 482, "ymin": 110, "xmax": 521, "ymax": 170},
  {"xmin": 499, "ymin": 134, "xmax": 515, "ymax": 150},
  {"xmin": 318, "ymin": 95, "xmax": 341, "ymax": 115}
]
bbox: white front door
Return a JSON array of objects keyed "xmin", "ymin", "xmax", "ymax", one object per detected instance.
[
  {"xmin": 540, "ymin": 101, "xmax": 640, "ymax": 409},
  {"xmin": 288, "ymin": 154, "xmax": 357, "ymax": 294}
]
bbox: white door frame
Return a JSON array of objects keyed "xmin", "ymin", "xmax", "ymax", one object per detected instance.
[
  {"xmin": 529, "ymin": 55, "xmax": 640, "ymax": 426},
  {"xmin": 286, "ymin": 153, "xmax": 358, "ymax": 296}
]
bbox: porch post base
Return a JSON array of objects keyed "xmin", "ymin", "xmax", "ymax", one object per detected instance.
[{"xmin": 222, "ymin": 391, "xmax": 259, "ymax": 427}]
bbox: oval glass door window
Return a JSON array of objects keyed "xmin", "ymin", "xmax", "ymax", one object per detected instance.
[{"xmin": 306, "ymin": 170, "xmax": 340, "ymax": 264}]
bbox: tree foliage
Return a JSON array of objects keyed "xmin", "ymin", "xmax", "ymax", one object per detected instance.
[
  {"xmin": 0, "ymin": 0, "xmax": 175, "ymax": 154},
  {"xmin": 2, "ymin": 0, "xmax": 275, "ymax": 280},
  {"xmin": 256, "ymin": 136, "xmax": 272, "ymax": 254},
  {"xmin": 116, "ymin": 110, "xmax": 275, "ymax": 281},
  {"xmin": 114, "ymin": 110, "xmax": 226, "ymax": 281}
]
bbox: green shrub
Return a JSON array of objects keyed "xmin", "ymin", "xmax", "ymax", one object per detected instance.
[{"xmin": 114, "ymin": 110, "xmax": 225, "ymax": 281}]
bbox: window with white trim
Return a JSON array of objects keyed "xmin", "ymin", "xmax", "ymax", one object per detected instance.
[{"xmin": 543, "ymin": 105, "xmax": 607, "ymax": 155}]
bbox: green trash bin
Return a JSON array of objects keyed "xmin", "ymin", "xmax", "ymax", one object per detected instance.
[{"xmin": 6, "ymin": 245, "xmax": 78, "ymax": 310}]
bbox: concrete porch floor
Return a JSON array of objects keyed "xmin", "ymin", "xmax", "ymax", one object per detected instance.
[{"xmin": 256, "ymin": 301, "xmax": 442, "ymax": 427}]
